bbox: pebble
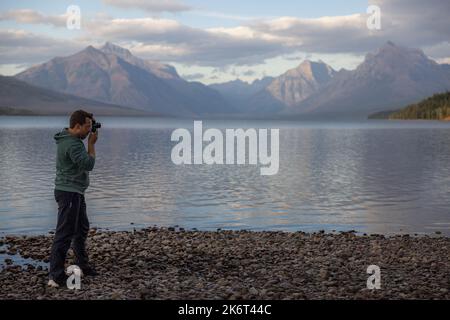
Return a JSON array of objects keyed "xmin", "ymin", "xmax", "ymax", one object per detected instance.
[{"xmin": 0, "ymin": 227, "xmax": 448, "ymax": 300}]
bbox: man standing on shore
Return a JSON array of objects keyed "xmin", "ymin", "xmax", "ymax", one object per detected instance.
[{"xmin": 48, "ymin": 110, "xmax": 98, "ymax": 288}]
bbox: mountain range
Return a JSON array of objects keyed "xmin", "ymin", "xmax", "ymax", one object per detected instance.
[
  {"xmin": 0, "ymin": 75, "xmax": 148, "ymax": 116},
  {"xmin": 211, "ymin": 41, "xmax": 450, "ymax": 119},
  {"xmin": 296, "ymin": 41, "xmax": 450, "ymax": 118},
  {"xmin": 14, "ymin": 42, "xmax": 233, "ymax": 117},
  {"xmin": 3, "ymin": 41, "xmax": 450, "ymax": 119}
]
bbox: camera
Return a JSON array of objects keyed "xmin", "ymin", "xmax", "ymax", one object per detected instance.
[{"xmin": 92, "ymin": 119, "xmax": 101, "ymax": 133}]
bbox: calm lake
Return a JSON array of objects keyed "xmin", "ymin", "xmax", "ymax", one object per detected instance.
[{"xmin": 1, "ymin": 116, "xmax": 449, "ymax": 236}]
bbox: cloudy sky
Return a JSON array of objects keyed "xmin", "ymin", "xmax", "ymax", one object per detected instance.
[{"xmin": 0, "ymin": 0, "xmax": 449, "ymax": 84}]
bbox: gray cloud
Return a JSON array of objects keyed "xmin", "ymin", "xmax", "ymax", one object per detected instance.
[
  {"xmin": 87, "ymin": 18, "xmax": 300, "ymax": 66},
  {"xmin": 423, "ymin": 41, "xmax": 450, "ymax": 61},
  {"xmin": 1, "ymin": 0, "xmax": 450, "ymax": 69},
  {"xmin": 242, "ymin": 70, "xmax": 256, "ymax": 76},
  {"xmin": 0, "ymin": 30, "xmax": 83, "ymax": 65},
  {"xmin": 369, "ymin": 0, "xmax": 450, "ymax": 60},
  {"xmin": 181, "ymin": 73, "xmax": 205, "ymax": 81},
  {"xmin": 0, "ymin": 9, "xmax": 67, "ymax": 27},
  {"xmin": 87, "ymin": 0, "xmax": 450, "ymax": 67},
  {"xmin": 247, "ymin": 0, "xmax": 450, "ymax": 55},
  {"xmin": 102, "ymin": 0, "xmax": 191, "ymax": 13}
]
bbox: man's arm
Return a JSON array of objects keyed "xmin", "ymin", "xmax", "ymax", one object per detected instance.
[
  {"xmin": 68, "ymin": 131, "xmax": 97, "ymax": 172},
  {"xmin": 68, "ymin": 143, "xmax": 95, "ymax": 171},
  {"xmin": 88, "ymin": 131, "xmax": 97, "ymax": 159}
]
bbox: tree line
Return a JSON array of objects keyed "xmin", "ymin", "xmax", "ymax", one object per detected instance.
[{"xmin": 370, "ymin": 92, "xmax": 450, "ymax": 120}]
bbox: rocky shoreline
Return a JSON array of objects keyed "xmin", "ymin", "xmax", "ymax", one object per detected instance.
[{"xmin": 0, "ymin": 227, "xmax": 449, "ymax": 300}]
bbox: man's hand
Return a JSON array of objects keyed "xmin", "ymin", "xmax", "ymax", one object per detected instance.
[
  {"xmin": 88, "ymin": 131, "xmax": 98, "ymax": 158},
  {"xmin": 88, "ymin": 131, "xmax": 98, "ymax": 145}
]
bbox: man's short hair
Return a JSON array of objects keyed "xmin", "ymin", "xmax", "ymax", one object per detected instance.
[{"xmin": 70, "ymin": 110, "xmax": 93, "ymax": 129}]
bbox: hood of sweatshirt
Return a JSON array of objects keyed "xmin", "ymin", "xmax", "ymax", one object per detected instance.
[{"xmin": 54, "ymin": 128, "xmax": 80, "ymax": 144}]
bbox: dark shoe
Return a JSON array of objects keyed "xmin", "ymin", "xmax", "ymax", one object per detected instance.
[
  {"xmin": 80, "ymin": 265, "xmax": 98, "ymax": 277},
  {"xmin": 48, "ymin": 274, "xmax": 69, "ymax": 288}
]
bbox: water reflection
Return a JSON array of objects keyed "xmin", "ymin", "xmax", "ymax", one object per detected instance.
[{"xmin": 0, "ymin": 117, "xmax": 449, "ymax": 235}]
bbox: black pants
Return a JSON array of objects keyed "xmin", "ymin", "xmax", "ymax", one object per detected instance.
[{"xmin": 49, "ymin": 189, "xmax": 90, "ymax": 280}]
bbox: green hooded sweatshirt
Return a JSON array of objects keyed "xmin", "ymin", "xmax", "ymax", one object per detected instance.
[{"xmin": 54, "ymin": 128, "xmax": 95, "ymax": 194}]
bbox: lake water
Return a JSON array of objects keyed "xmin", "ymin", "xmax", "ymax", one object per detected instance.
[{"xmin": 1, "ymin": 116, "xmax": 449, "ymax": 236}]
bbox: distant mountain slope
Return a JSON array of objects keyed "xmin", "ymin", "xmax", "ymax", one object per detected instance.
[
  {"xmin": 15, "ymin": 43, "xmax": 233, "ymax": 117},
  {"xmin": 295, "ymin": 42, "xmax": 450, "ymax": 119},
  {"xmin": 100, "ymin": 42, "xmax": 180, "ymax": 80},
  {"xmin": 369, "ymin": 92, "xmax": 450, "ymax": 120},
  {"xmin": 210, "ymin": 42, "xmax": 450, "ymax": 119},
  {"xmin": 209, "ymin": 77, "xmax": 274, "ymax": 112},
  {"xmin": 209, "ymin": 77, "xmax": 274, "ymax": 97},
  {"xmin": 0, "ymin": 76, "xmax": 147, "ymax": 116},
  {"xmin": 244, "ymin": 60, "xmax": 336, "ymax": 114},
  {"xmin": 211, "ymin": 60, "xmax": 336, "ymax": 114},
  {"xmin": 265, "ymin": 60, "xmax": 336, "ymax": 108}
]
